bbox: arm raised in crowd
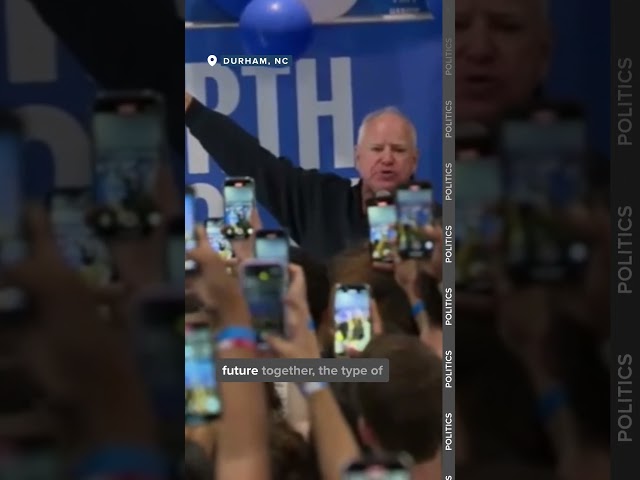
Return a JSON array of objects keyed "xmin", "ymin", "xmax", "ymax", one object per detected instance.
[
  {"xmin": 498, "ymin": 287, "xmax": 610, "ymax": 480},
  {"xmin": 0, "ymin": 206, "xmax": 163, "ymax": 478},
  {"xmin": 185, "ymin": 93, "xmax": 348, "ymax": 245},
  {"xmin": 266, "ymin": 265, "xmax": 361, "ymax": 480},
  {"xmin": 187, "ymin": 225, "xmax": 271, "ymax": 480}
]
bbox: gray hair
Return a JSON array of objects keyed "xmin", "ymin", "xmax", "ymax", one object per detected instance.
[{"xmin": 356, "ymin": 106, "xmax": 418, "ymax": 150}]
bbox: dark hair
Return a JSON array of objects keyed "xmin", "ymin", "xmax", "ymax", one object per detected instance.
[
  {"xmin": 269, "ymin": 416, "xmax": 320, "ymax": 480},
  {"xmin": 184, "ymin": 440, "xmax": 215, "ymax": 480},
  {"xmin": 356, "ymin": 334, "xmax": 442, "ymax": 462}
]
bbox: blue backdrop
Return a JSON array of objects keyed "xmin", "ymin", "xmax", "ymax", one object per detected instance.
[
  {"xmin": 0, "ymin": 0, "xmax": 610, "ymax": 224},
  {"xmin": 185, "ymin": 17, "xmax": 443, "ymax": 225}
]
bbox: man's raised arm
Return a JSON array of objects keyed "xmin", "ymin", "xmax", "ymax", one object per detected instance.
[
  {"xmin": 27, "ymin": 0, "xmax": 184, "ymax": 154},
  {"xmin": 186, "ymin": 95, "xmax": 344, "ymax": 243}
]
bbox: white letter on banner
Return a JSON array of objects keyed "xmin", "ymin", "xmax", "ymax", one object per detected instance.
[
  {"xmin": 296, "ymin": 58, "xmax": 354, "ymax": 170},
  {"xmin": 192, "ymin": 182, "xmax": 224, "ymax": 219},
  {"xmin": 14, "ymin": 105, "xmax": 90, "ymax": 187},
  {"xmin": 242, "ymin": 66, "xmax": 291, "ymax": 156},
  {"xmin": 185, "ymin": 63, "xmax": 240, "ymax": 175},
  {"xmin": 6, "ymin": 0, "xmax": 56, "ymax": 83}
]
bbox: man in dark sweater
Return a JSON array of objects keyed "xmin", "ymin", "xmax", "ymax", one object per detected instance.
[{"xmin": 186, "ymin": 93, "xmax": 425, "ymax": 261}]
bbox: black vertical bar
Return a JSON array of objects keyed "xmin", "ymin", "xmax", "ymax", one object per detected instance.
[{"xmin": 610, "ymin": 0, "xmax": 638, "ymax": 477}]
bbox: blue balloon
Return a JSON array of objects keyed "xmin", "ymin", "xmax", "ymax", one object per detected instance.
[
  {"xmin": 213, "ymin": 0, "xmax": 253, "ymax": 19},
  {"xmin": 240, "ymin": 0, "xmax": 313, "ymax": 58}
]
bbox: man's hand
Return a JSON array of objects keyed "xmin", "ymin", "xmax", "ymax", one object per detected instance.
[
  {"xmin": 393, "ymin": 255, "xmax": 419, "ymax": 298},
  {"xmin": 185, "ymin": 92, "xmax": 193, "ymax": 112}
]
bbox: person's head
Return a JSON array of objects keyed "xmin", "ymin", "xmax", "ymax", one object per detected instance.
[
  {"xmin": 269, "ymin": 415, "xmax": 320, "ymax": 480},
  {"xmin": 355, "ymin": 335, "xmax": 442, "ymax": 463},
  {"xmin": 456, "ymin": 0, "xmax": 552, "ymax": 124},
  {"xmin": 355, "ymin": 107, "xmax": 418, "ymax": 195}
]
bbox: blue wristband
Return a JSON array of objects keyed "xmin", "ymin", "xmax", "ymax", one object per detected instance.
[
  {"xmin": 74, "ymin": 446, "xmax": 168, "ymax": 478},
  {"xmin": 411, "ymin": 300, "xmax": 425, "ymax": 316},
  {"xmin": 307, "ymin": 318, "xmax": 316, "ymax": 331},
  {"xmin": 216, "ymin": 326, "xmax": 257, "ymax": 343},
  {"xmin": 537, "ymin": 386, "xmax": 569, "ymax": 422},
  {"xmin": 298, "ymin": 382, "xmax": 328, "ymax": 398}
]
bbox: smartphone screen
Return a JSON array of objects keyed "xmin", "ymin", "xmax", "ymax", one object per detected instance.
[
  {"xmin": 333, "ymin": 284, "xmax": 372, "ymax": 356},
  {"xmin": 223, "ymin": 177, "xmax": 255, "ymax": 239},
  {"xmin": 185, "ymin": 188, "xmax": 196, "ymax": 272},
  {"xmin": 456, "ymin": 153, "xmax": 502, "ymax": 291},
  {"xmin": 205, "ymin": 218, "xmax": 234, "ymax": 261},
  {"xmin": 501, "ymin": 104, "xmax": 589, "ymax": 283},
  {"xmin": 0, "ymin": 129, "xmax": 27, "ymax": 313},
  {"xmin": 241, "ymin": 262, "xmax": 286, "ymax": 340},
  {"xmin": 396, "ymin": 182, "xmax": 434, "ymax": 259},
  {"xmin": 255, "ymin": 230, "xmax": 289, "ymax": 263},
  {"xmin": 367, "ymin": 197, "xmax": 397, "ymax": 264},
  {"xmin": 502, "ymin": 105, "xmax": 587, "ymax": 209},
  {"xmin": 185, "ymin": 322, "xmax": 221, "ymax": 422},
  {"xmin": 343, "ymin": 456, "xmax": 411, "ymax": 480},
  {"xmin": 92, "ymin": 90, "xmax": 164, "ymax": 230},
  {"xmin": 51, "ymin": 189, "xmax": 113, "ymax": 286}
]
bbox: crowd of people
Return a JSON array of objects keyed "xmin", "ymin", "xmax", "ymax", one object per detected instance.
[{"xmin": 0, "ymin": 0, "xmax": 611, "ymax": 478}]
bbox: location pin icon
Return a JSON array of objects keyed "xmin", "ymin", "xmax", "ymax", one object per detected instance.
[{"xmin": 208, "ymin": 55, "xmax": 218, "ymax": 66}]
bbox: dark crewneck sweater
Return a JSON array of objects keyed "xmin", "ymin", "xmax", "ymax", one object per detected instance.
[{"xmin": 186, "ymin": 99, "xmax": 370, "ymax": 261}]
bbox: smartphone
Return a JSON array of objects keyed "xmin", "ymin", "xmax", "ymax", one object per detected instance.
[
  {"xmin": 255, "ymin": 229, "xmax": 289, "ymax": 263},
  {"xmin": 455, "ymin": 141, "xmax": 502, "ymax": 292},
  {"xmin": 240, "ymin": 260, "xmax": 287, "ymax": 341},
  {"xmin": 205, "ymin": 218, "xmax": 234, "ymax": 261},
  {"xmin": 91, "ymin": 90, "xmax": 165, "ymax": 234},
  {"xmin": 333, "ymin": 284, "xmax": 372, "ymax": 357},
  {"xmin": 223, "ymin": 177, "xmax": 255, "ymax": 240},
  {"xmin": 50, "ymin": 188, "xmax": 113, "ymax": 286},
  {"xmin": 185, "ymin": 322, "xmax": 222, "ymax": 423},
  {"xmin": 343, "ymin": 455, "xmax": 412, "ymax": 479},
  {"xmin": 396, "ymin": 181, "xmax": 434, "ymax": 259},
  {"xmin": 185, "ymin": 186, "xmax": 197, "ymax": 273},
  {"xmin": 366, "ymin": 195, "xmax": 397, "ymax": 264},
  {"xmin": 0, "ymin": 118, "xmax": 27, "ymax": 316},
  {"xmin": 500, "ymin": 103, "xmax": 589, "ymax": 283}
]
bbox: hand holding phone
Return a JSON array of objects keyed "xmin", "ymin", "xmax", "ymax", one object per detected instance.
[
  {"xmin": 500, "ymin": 103, "xmax": 590, "ymax": 283},
  {"xmin": 223, "ymin": 177, "xmax": 255, "ymax": 240},
  {"xmin": 185, "ymin": 322, "xmax": 222, "ymax": 423},
  {"xmin": 333, "ymin": 284, "xmax": 372, "ymax": 357},
  {"xmin": 205, "ymin": 218, "xmax": 234, "ymax": 261},
  {"xmin": 185, "ymin": 186, "xmax": 197, "ymax": 273},
  {"xmin": 91, "ymin": 90, "xmax": 165, "ymax": 235},
  {"xmin": 455, "ymin": 144, "xmax": 502, "ymax": 291},
  {"xmin": 241, "ymin": 260, "xmax": 287, "ymax": 343},
  {"xmin": 366, "ymin": 195, "xmax": 397, "ymax": 264},
  {"xmin": 396, "ymin": 181, "xmax": 434, "ymax": 259},
  {"xmin": 255, "ymin": 229, "xmax": 289, "ymax": 263},
  {"xmin": 50, "ymin": 188, "xmax": 113, "ymax": 286}
]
